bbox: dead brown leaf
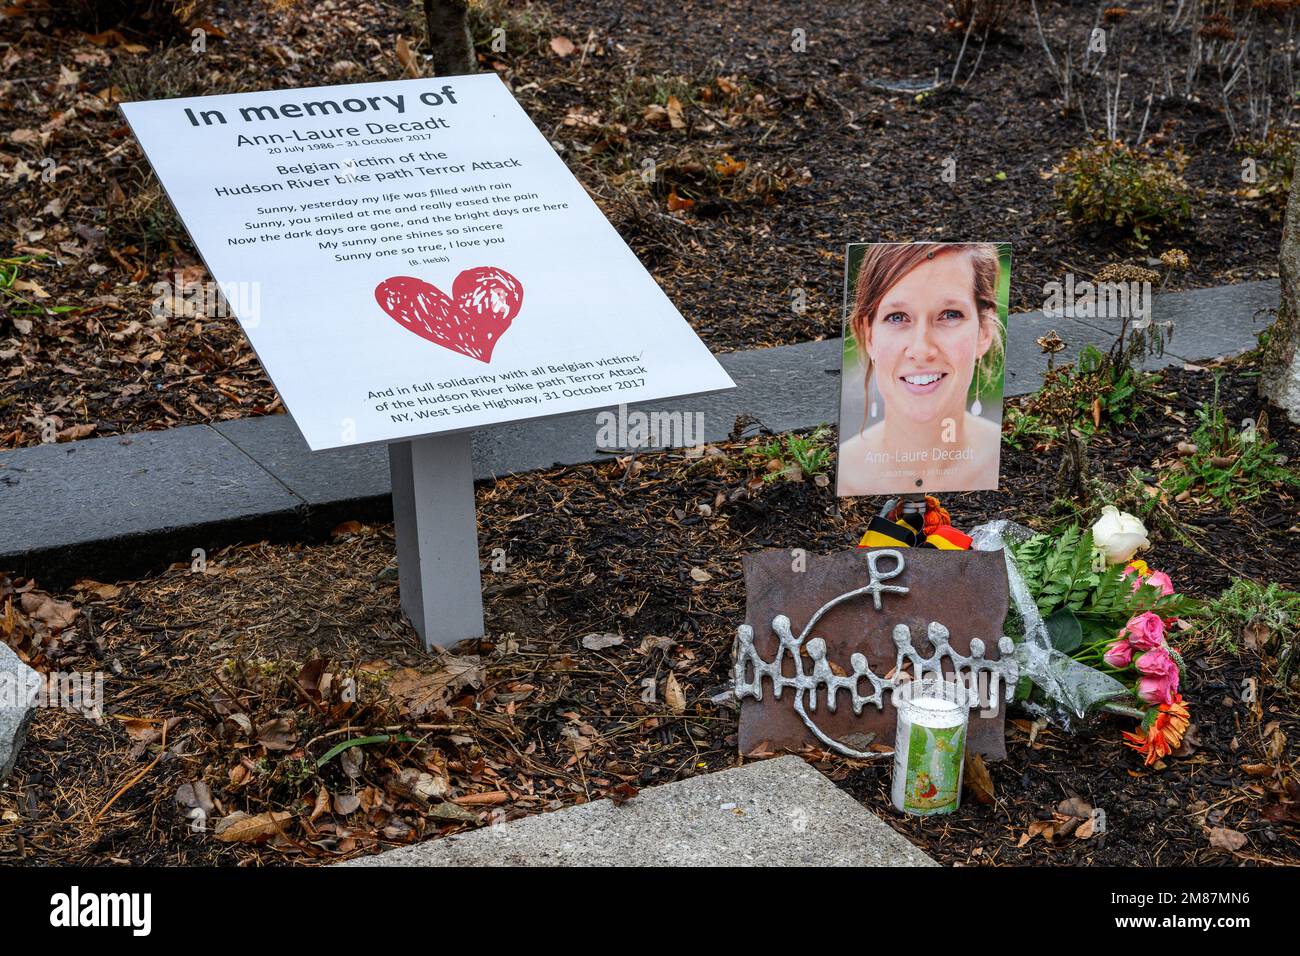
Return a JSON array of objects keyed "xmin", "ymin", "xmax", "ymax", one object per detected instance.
[
  {"xmin": 452, "ymin": 790, "xmax": 508, "ymax": 806},
  {"xmin": 581, "ymin": 632, "xmax": 624, "ymax": 651},
  {"xmin": 333, "ymin": 793, "xmax": 361, "ymax": 815},
  {"xmin": 1207, "ymin": 826, "xmax": 1248, "ymax": 852},
  {"xmin": 637, "ymin": 634, "xmax": 675, "ymax": 654},
  {"xmin": 1243, "ymin": 618, "xmax": 1272, "ymax": 652},
  {"xmin": 666, "ymin": 95, "xmax": 685, "ymax": 129},
  {"xmin": 1017, "ymin": 818, "xmax": 1056, "ymax": 847},
  {"xmin": 256, "ymin": 717, "xmax": 297, "ymax": 751},
  {"xmin": 664, "ymin": 672, "xmax": 686, "ymax": 713},
  {"xmin": 1265, "ymin": 723, "xmax": 1287, "ymax": 762},
  {"xmin": 714, "ymin": 153, "xmax": 746, "ymax": 176},
  {"xmin": 387, "ymin": 655, "xmax": 484, "ymax": 718},
  {"xmin": 19, "ymin": 592, "xmax": 78, "ymax": 630},
  {"xmin": 309, "ymin": 786, "xmax": 330, "ymax": 823},
  {"xmin": 214, "ymin": 810, "xmax": 292, "ymax": 844},
  {"xmin": 73, "ymin": 580, "xmax": 122, "ymax": 601},
  {"xmin": 1055, "ymin": 796, "xmax": 1093, "ymax": 839},
  {"xmin": 963, "ymin": 752, "xmax": 995, "ymax": 805},
  {"xmin": 642, "ymin": 103, "xmax": 669, "ymax": 125},
  {"xmin": 395, "ymin": 35, "xmax": 422, "ymax": 78}
]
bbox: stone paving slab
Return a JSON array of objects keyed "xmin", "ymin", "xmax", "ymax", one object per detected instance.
[
  {"xmin": 0, "ymin": 281, "xmax": 1279, "ymax": 584},
  {"xmin": 0, "ymin": 641, "xmax": 40, "ymax": 781},
  {"xmin": 337, "ymin": 755, "xmax": 937, "ymax": 867},
  {"xmin": 472, "ymin": 337, "xmax": 846, "ymax": 477},
  {"xmin": 0, "ymin": 425, "xmax": 304, "ymax": 583},
  {"xmin": 1072, "ymin": 278, "xmax": 1279, "ymax": 362},
  {"xmin": 214, "ymin": 415, "xmax": 390, "ymax": 513}
]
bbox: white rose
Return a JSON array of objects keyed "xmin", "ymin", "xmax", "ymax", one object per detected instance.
[{"xmin": 1091, "ymin": 506, "xmax": 1151, "ymax": 565}]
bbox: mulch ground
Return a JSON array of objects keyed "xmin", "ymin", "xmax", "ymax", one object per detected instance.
[
  {"xmin": 0, "ymin": 0, "xmax": 1291, "ymax": 447},
  {"xmin": 1, "ymin": 361, "xmax": 1297, "ymax": 866}
]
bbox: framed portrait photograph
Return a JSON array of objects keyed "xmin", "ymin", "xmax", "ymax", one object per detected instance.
[{"xmin": 836, "ymin": 242, "xmax": 1011, "ymax": 497}]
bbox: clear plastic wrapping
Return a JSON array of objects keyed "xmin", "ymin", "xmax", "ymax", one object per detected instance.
[{"xmin": 969, "ymin": 520, "xmax": 1130, "ymax": 729}]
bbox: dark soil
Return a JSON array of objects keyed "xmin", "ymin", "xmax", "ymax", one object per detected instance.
[
  {"xmin": 2, "ymin": 361, "xmax": 1297, "ymax": 866},
  {"xmin": 0, "ymin": 0, "xmax": 1290, "ymax": 446}
]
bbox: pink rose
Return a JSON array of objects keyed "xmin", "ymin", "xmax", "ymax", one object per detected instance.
[
  {"xmin": 1138, "ymin": 671, "xmax": 1180, "ymax": 706},
  {"xmin": 1143, "ymin": 570, "xmax": 1174, "ymax": 596},
  {"xmin": 1124, "ymin": 612, "xmax": 1166, "ymax": 650},
  {"xmin": 1135, "ymin": 645, "xmax": 1177, "ymax": 677},
  {"xmin": 1135, "ymin": 646, "xmax": 1180, "ymax": 705},
  {"xmin": 1103, "ymin": 639, "xmax": 1134, "ymax": 668}
]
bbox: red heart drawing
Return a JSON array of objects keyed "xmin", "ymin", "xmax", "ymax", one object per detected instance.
[{"xmin": 374, "ymin": 267, "xmax": 523, "ymax": 363}]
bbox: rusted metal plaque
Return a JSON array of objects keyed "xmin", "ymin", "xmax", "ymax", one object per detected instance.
[{"xmin": 736, "ymin": 547, "xmax": 1011, "ymax": 759}]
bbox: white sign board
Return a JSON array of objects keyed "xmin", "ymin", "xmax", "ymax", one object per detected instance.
[{"xmin": 121, "ymin": 75, "xmax": 734, "ymax": 451}]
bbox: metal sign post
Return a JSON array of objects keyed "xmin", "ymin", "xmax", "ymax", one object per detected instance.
[{"xmin": 388, "ymin": 431, "xmax": 484, "ymax": 650}]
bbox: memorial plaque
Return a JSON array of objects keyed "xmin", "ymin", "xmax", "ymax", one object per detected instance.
[
  {"xmin": 120, "ymin": 74, "xmax": 733, "ymax": 452},
  {"xmin": 120, "ymin": 74, "xmax": 736, "ymax": 649},
  {"xmin": 735, "ymin": 547, "xmax": 1015, "ymax": 759}
]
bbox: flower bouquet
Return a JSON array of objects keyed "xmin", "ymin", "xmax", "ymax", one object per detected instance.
[
  {"xmin": 857, "ymin": 497, "xmax": 1196, "ymax": 762},
  {"xmin": 1003, "ymin": 506, "xmax": 1196, "ymax": 764}
]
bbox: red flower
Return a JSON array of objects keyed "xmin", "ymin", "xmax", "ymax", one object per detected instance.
[{"xmin": 1123, "ymin": 694, "xmax": 1191, "ymax": 766}]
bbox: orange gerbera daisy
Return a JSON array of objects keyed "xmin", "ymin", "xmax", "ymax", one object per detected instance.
[{"xmin": 1122, "ymin": 693, "xmax": 1191, "ymax": 766}]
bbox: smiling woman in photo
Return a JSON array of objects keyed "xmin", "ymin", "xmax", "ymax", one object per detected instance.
[{"xmin": 837, "ymin": 242, "xmax": 1007, "ymax": 497}]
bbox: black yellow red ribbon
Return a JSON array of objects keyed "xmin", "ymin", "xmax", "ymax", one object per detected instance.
[{"xmin": 857, "ymin": 496, "xmax": 971, "ymax": 551}]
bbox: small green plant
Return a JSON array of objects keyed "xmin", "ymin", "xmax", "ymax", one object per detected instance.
[
  {"xmin": 283, "ymin": 757, "xmax": 317, "ymax": 786},
  {"xmin": 0, "ymin": 256, "xmax": 76, "ymax": 319},
  {"xmin": 1001, "ymin": 405, "xmax": 1059, "ymax": 450},
  {"xmin": 1160, "ymin": 377, "xmax": 1300, "ymax": 507},
  {"xmin": 1079, "ymin": 344, "xmax": 1139, "ymax": 426},
  {"xmin": 1056, "ymin": 140, "xmax": 1193, "ymax": 245},
  {"xmin": 1195, "ymin": 578, "xmax": 1300, "ymax": 679},
  {"xmin": 608, "ymin": 71, "xmax": 702, "ymax": 129},
  {"xmin": 1023, "ymin": 309, "xmax": 1171, "ymax": 502},
  {"xmin": 465, "ymin": 0, "xmax": 554, "ymax": 56},
  {"xmin": 1024, "ymin": 294, "xmax": 1172, "ymax": 440},
  {"xmin": 1026, "ymin": 344, "xmax": 1147, "ymax": 435},
  {"xmin": 750, "ymin": 426, "xmax": 833, "ymax": 482},
  {"xmin": 0, "ymin": 257, "xmax": 36, "ymax": 315},
  {"xmin": 1236, "ymin": 129, "xmax": 1297, "ymax": 218}
]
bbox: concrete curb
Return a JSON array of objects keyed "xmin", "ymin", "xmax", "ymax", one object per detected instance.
[{"xmin": 336, "ymin": 754, "xmax": 938, "ymax": 867}]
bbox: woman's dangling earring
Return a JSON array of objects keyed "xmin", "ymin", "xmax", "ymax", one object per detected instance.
[
  {"xmin": 870, "ymin": 400, "xmax": 878, "ymax": 419},
  {"xmin": 970, "ymin": 397, "xmax": 982, "ymax": 417}
]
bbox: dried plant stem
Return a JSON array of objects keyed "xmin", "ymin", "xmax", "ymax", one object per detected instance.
[{"xmin": 92, "ymin": 719, "xmax": 168, "ymax": 824}]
